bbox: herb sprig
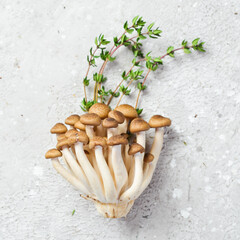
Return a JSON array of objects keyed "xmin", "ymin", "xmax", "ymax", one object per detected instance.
[{"xmin": 80, "ymin": 16, "xmax": 205, "ymax": 113}]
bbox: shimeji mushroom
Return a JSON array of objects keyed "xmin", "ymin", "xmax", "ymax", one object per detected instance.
[
  {"xmin": 114, "ymin": 104, "xmax": 138, "ymax": 134},
  {"xmin": 68, "ymin": 132, "xmax": 106, "ymax": 202},
  {"xmin": 89, "ymin": 136, "xmax": 117, "ymax": 202},
  {"xmin": 74, "ymin": 120, "xmax": 86, "ymax": 131},
  {"xmin": 50, "ymin": 123, "xmax": 69, "ymax": 170},
  {"xmin": 135, "ymin": 115, "xmax": 171, "ymax": 199},
  {"xmin": 107, "ymin": 135, "xmax": 128, "ymax": 195},
  {"xmin": 65, "ymin": 114, "xmax": 80, "ymax": 129},
  {"xmin": 80, "ymin": 113, "xmax": 101, "ymax": 139},
  {"xmin": 56, "ymin": 138, "xmax": 90, "ymax": 190},
  {"xmin": 129, "ymin": 118, "xmax": 150, "ymax": 149},
  {"xmin": 89, "ymin": 103, "xmax": 110, "ymax": 136},
  {"xmin": 108, "ymin": 110, "xmax": 125, "ymax": 135},
  {"xmin": 120, "ymin": 143, "xmax": 145, "ymax": 201},
  {"xmin": 45, "ymin": 149, "xmax": 90, "ymax": 195},
  {"xmin": 142, "ymin": 153, "xmax": 154, "ymax": 180}
]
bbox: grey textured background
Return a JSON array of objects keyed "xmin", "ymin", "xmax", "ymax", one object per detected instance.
[{"xmin": 0, "ymin": 0, "xmax": 240, "ymax": 239}]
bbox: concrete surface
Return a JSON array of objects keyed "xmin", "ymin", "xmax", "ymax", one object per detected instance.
[{"xmin": 0, "ymin": 0, "xmax": 240, "ymax": 239}]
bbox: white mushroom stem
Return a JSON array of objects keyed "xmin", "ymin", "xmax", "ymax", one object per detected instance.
[
  {"xmin": 94, "ymin": 146, "xmax": 118, "ymax": 202},
  {"xmin": 51, "ymin": 158, "xmax": 90, "ymax": 195},
  {"xmin": 120, "ymin": 152, "xmax": 143, "ymax": 201},
  {"xmin": 111, "ymin": 145, "xmax": 128, "ymax": 195},
  {"xmin": 135, "ymin": 128, "xmax": 164, "ymax": 199},
  {"xmin": 117, "ymin": 119, "xmax": 129, "ymax": 134},
  {"xmin": 85, "ymin": 126, "xmax": 95, "ymax": 139},
  {"xmin": 136, "ymin": 131, "xmax": 146, "ymax": 149},
  {"xmin": 74, "ymin": 142, "xmax": 106, "ymax": 202},
  {"xmin": 61, "ymin": 147, "xmax": 90, "ymax": 190},
  {"xmin": 124, "ymin": 144, "xmax": 131, "ymax": 173},
  {"xmin": 107, "ymin": 128, "xmax": 118, "ymax": 139}
]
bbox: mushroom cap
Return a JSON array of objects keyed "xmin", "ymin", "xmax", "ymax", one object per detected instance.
[
  {"xmin": 149, "ymin": 115, "xmax": 171, "ymax": 128},
  {"xmin": 144, "ymin": 153, "xmax": 154, "ymax": 163},
  {"xmin": 129, "ymin": 118, "xmax": 150, "ymax": 133},
  {"xmin": 107, "ymin": 135, "xmax": 128, "ymax": 146},
  {"xmin": 68, "ymin": 131, "xmax": 89, "ymax": 145},
  {"xmin": 89, "ymin": 103, "xmax": 110, "ymax": 119},
  {"xmin": 45, "ymin": 148, "xmax": 62, "ymax": 159},
  {"xmin": 102, "ymin": 118, "xmax": 118, "ymax": 129},
  {"xmin": 50, "ymin": 123, "xmax": 67, "ymax": 134},
  {"xmin": 89, "ymin": 136, "xmax": 107, "ymax": 149},
  {"xmin": 108, "ymin": 110, "xmax": 125, "ymax": 124},
  {"xmin": 115, "ymin": 104, "xmax": 138, "ymax": 119},
  {"xmin": 65, "ymin": 129, "xmax": 79, "ymax": 138},
  {"xmin": 65, "ymin": 114, "xmax": 80, "ymax": 126},
  {"xmin": 74, "ymin": 120, "xmax": 86, "ymax": 131},
  {"xmin": 80, "ymin": 113, "xmax": 101, "ymax": 126},
  {"xmin": 128, "ymin": 143, "xmax": 145, "ymax": 155},
  {"xmin": 56, "ymin": 138, "xmax": 69, "ymax": 150},
  {"xmin": 57, "ymin": 134, "xmax": 66, "ymax": 141}
]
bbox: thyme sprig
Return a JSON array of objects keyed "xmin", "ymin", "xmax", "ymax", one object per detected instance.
[{"xmin": 80, "ymin": 16, "xmax": 205, "ymax": 113}]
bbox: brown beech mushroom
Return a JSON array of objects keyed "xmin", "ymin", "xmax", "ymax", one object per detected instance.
[
  {"xmin": 65, "ymin": 114, "xmax": 80, "ymax": 129},
  {"xmin": 74, "ymin": 120, "xmax": 86, "ymax": 131},
  {"xmin": 142, "ymin": 153, "xmax": 154, "ymax": 179},
  {"xmin": 120, "ymin": 143, "xmax": 145, "ymax": 201},
  {"xmin": 89, "ymin": 103, "xmax": 110, "ymax": 136},
  {"xmin": 68, "ymin": 132, "xmax": 106, "ymax": 202},
  {"xmin": 45, "ymin": 149, "xmax": 90, "ymax": 195},
  {"xmin": 129, "ymin": 118, "xmax": 150, "ymax": 149},
  {"xmin": 56, "ymin": 138, "xmax": 90, "ymax": 190},
  {"xmin": 108, "ymin": 110, "xmax": 125, "ymax": 134},
  {"xmin": 102, "ymin": 118, "xmax": 118, "ymax": 139},
  {"xmin": 50, "ymin": 123, "xmax": 67, "ymax": 135},
  {"xmin": 80, "ymin": 113, "xmax": 101, "ymax": 139},
  {"xmin": 89, "ymin": 136, "xmax": 117, "ymax": 202},
  {"xmin": 107, "ymin": 135, "xmax": 128, "ymax": 195},
  {"xmin": 135, "ymin": 115, "xmax": 171, "ymax": 199},
  {"xmin": 114, "ymin": 104, "xmax": 138, "ymax": 134}
]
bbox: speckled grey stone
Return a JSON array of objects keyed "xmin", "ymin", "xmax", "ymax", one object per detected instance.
[{"xmin": 0, "ymin": 0, "xmax": 240, "ymax": 239}]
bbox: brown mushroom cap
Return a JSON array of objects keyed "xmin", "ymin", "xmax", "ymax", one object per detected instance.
[
  {"xmin": 74, "ymin": 120, "xmax": 86, "ymax": 131},
  {"xmin": 65, "ymin": 114, "xmax": 80, "ymax": 126},
  {"xmin": 129, "ymin": 118, "xmax": 150, "ymax": 133},
  {"xmin": 56, "ymin": 138, "xmax": 69, "ymax": 150},
  {"xmin": 45, "ymin": 148, "xmax": 62, "ymax": 159},
  {"xmin": 89, "ymin": 136, "xmax": 107, "ymax": 149},
  {"xmin": 65, "ymin": 129, "xmax": 79, "ymax": 138},
  {"xmin": 89, "ymin": 103, "xmax": 110, "ymax": 119},
  {"xmin": 102, "ymin": 118, "xmax": 118, "ymax": 129},
  {"xmin": 50, "ymin": 123, "xmax": 67, "ymax": 134},
  {"xmin": 68, "ymin": 131, "xmax": 89, "ymax": 145},
  {"xmin": 108, "ymin": 110, "xmax": 125, "ymax": 124},
  {"xmin": 80, "ymin": 113, "xmax": 101, "ymax": 126},
  {"xmin": 128, "ymin": 143, "xmax": 145, "ymax": 155},
  {"xmin": 144, "ymin": 153, "xmax": 154, "ymax": 163},
  {"xmin": 57, "ymin": 134, "xmax": 66, "ymax": 141},
  {"xmin": 149, "ymin": 115, "xmax": 171, "ymax": 128},
  {"xmin": 115, "ymin": 104, "xmax": 138, "ymax": 119},
  {"xmin": 107, "ymin": 135, "xmax": 128, "ymax": 146}
]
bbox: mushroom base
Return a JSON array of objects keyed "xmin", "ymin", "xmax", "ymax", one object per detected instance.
[{"xmin": 94, "ymin": 200, "xmax": 134, "ymax": 218}]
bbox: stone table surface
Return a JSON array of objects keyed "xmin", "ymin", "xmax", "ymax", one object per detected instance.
[{"xmin": 0, "ymin": 0, "xmax": 240, "ymax": 239}]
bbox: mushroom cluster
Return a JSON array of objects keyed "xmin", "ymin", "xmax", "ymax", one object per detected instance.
[{"xmin": 45, "ymin": 103, "xmax": 171, "ymax": 218}]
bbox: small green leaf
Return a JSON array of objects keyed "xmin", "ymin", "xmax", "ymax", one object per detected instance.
[
  {"xmin": 192, "ymin": 38, "xmax": 200, "ymax": 46},
  {"xmin": 95, "ymin": 37, "xmax": 98, "ymax": 46},
  {"xmin": 132, "ymin": 15, "xmax": 139, "ymax": 25},
  {"xmin": 72, "ymin": 210, "xmax": 75, "ymax": 216},
  {"xmin": 136, "ymin": 108, "xmax": 143, "ymax": 115},
  {"xmin": 184, "ymin": 48, "xmax": 192, "ymax": 54},
  {"xmin": 147, "ymin": 23, "xmax": 154, "ymax": 31},
  {"xmin": 167, "ymin": 46, "xmax": 174, "ymax": 54}
]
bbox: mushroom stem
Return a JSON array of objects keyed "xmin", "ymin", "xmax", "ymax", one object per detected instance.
[
  {"xmin": 61, "ymin": 147, "xmax": 90, "ymax": 190},
  {"xmin": 96, "ymin": 122, "xmax": 106, "ymax": 137},
  {"xmin": 124, "ymin": 144, "xmax": 131, "ymax": 173},
  {"xmin": 85, "ymin": 126, "xmax": 95, "ymax": 139},
  {"xmin": 51, "ymin": 158, "xmax": 90, "ymax": 195},
  {"xmin": 120, "ymin": 152, "xmax": 143, "ymax": 201},
  {"xmin": 107, "ymin": 128, "xmax": 118, "ymax": 139},
  {"xmin": 117, "ymin": 119, "xmax": 129, "ymax": 134},
  {"xmin": 135, "ymin": 128, "xmax": 164, "ymax": 199},
  {"xmin": 111, "ymin": 145, "xmax": 128, "ymax": 195},
  {"xmin": 74, "ymin": 142, "xmax": 106, "ymax": 202},
  {"xmin": 94, "ymin": 146, "xmax": 118, "ymax": 202}
]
